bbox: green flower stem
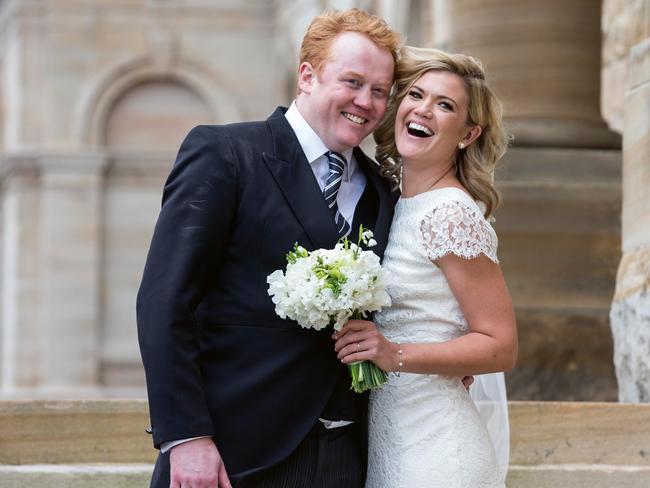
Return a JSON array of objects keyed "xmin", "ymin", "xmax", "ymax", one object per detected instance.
[
  {"xmin": 348, "ymin": 361, "xmax": 388, "ymax": 393},
  {"xmin": 346, "ymin": 308, "xmax": 388, "ymax": 393}
]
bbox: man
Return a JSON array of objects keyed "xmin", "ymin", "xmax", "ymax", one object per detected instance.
[{"xmin": 137, "ymin": 8, "xmax": 400, "ymax": 488}]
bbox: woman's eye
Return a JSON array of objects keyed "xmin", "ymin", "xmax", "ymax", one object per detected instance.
[
  {"xmin": 409, "ymin": 90, "xmax": 421, "ymax": 99},
  {"xmin": 439, "ymin": 101, "xmax": 453, "ymax": 111}
]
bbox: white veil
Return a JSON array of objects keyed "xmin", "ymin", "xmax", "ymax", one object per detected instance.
[{"xmin": 469, "ymin": 372, "xmax": 510, "ymax": 480}]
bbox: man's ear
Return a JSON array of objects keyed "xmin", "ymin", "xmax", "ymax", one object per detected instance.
[{"xmin": 297, "ymin": 62, "xmax": 315, "ymax": 94}]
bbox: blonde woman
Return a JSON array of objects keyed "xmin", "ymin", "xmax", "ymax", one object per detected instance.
[{"xmin": 334, "ymin": 46, "xmax": 517, "ymax": 487}]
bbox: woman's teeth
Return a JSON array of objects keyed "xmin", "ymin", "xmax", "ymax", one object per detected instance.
[{"xmin": 407, "ymin": 122, "xmax": 433, "ymax": 137}]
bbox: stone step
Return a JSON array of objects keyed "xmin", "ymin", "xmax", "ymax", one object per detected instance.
[
  {"xmin": 0, "ymin": 400, "xmax": 649, "ymax": 487},
  {"xmin": 2, "ymin": 463, "xmax": 649, "ymax": 488},
  {"xmin": 0, "ymin": 464, "xmax": 151, "ymax": 488},
  {"xmin": 0, "ymin": 399, "xmax": 155, "ymax": 464},
  {"xmin": 509, "ymin": 401, "xmax": 650, "ymax": 466},
  {"xmin": 507, "ymin": 464, "xmax": 650, "ymax": 488}
]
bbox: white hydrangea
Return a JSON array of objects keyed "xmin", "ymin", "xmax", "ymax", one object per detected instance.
[{"xmin": 267, "ymin": 235, "xmax": 391, "ymax": 331}]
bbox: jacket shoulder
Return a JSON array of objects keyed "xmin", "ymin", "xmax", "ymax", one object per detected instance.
[{"xmin": 185, "ymin": 120, "xmax": 272, "ymax": 155}]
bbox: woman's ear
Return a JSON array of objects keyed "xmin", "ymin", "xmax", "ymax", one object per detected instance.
[{"xmin": 461, "ymin": 125, "xmax": 482, "ymax": 148}]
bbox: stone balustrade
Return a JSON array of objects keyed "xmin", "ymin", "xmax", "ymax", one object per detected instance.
[{"xmin": 0, "ymin": 400, "xmax": 649, "ymax": 487}]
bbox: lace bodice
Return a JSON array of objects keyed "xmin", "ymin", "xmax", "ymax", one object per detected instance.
[
  {"xmin": 366, "ymin": 188, "xmax": 505, "ymax": 488},
  {"xmin": 373, "ymin": 188, "xmax": 498, "ymax": 345},
  {"xmin": 419, "ymin": 198, "xmax": 498, "ymax": 263}
]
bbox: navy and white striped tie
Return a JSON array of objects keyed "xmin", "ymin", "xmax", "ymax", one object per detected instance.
[{"xmin": 323, "ymin": 151, "xmax": 351, "ymax": 238}]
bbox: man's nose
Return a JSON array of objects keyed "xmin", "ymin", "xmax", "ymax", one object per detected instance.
[{"xmin": 354, "ymin": 87, "xmax": 373, "ymax": 109}]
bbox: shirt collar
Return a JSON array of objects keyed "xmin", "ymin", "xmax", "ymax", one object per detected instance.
[{"xmin": 285, "ymin": 101, "xmax": 355, "ymax": 168}]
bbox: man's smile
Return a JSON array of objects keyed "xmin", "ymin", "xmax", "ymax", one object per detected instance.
[{"xmin": 342, "ymin": 112, "xmax": 368, "ymax": 125}]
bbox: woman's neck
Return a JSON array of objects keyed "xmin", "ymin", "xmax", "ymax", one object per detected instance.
[{"xmin": 401, "ymin": 160, "xmax": 456, "ymax": 198}]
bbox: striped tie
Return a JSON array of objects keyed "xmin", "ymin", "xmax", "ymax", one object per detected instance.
[{"xmin": 323, "ymin": 151, "xmax": 351, "ymax": 238}]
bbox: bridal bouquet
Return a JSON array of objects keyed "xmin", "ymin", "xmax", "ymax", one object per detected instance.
[{"xmin": 267, "ymin": 226, "xmax": 391, "ymax": 393}]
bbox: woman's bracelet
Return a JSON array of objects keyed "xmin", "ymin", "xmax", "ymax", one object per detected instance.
[{"xmin": 395, "ymin": 341, "xmax": 403, "ymax": 377}]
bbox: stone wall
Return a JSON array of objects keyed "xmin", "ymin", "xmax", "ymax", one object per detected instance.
[
  {"xmin": 0, "ymin": 0, "xmax": 284, "ymax": 396},
  {"xmin": 610, "ymin": 36, "xmax": 650, "ymax": 402},
  {"xmin": 602, "ymin": 0, "xmax": 650, "ymax": 132},
  {"xmin": 442, "ymin": 0, "xmax": 621, "ymax": 401},
  {"xmin": 0, "ymin": 0, "xmax": 647, "ymax": 402}
]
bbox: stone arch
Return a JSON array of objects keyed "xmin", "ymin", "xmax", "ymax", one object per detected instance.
[
  {"xmin": 103, "ymin": 79, "xmax": 211, "ymax": 151},
  {"xmin": 75, "ymin": 54, "xmax": 243, "ymax": 148},
  {"xmin": 78, "ymin": 55, "xmax": 243, "ymax": 387}
]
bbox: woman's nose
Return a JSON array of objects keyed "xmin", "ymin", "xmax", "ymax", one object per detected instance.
[{"xmin": 414, "ymin": 103, "xmax": 433, "ymax": 118}]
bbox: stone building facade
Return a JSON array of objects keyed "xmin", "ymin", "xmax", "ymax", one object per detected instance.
[
  {"xmin": 0, "ymin": 0, "xmax": 647, "ymax": 401},
  {"xmin": 605, "ymin": 0, "xmax": 650, "ymax": 402}
]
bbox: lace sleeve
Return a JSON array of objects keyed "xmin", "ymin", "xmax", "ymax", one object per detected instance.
[{"xmin": 419, "ymin": 199, "xmax": 499, "ymax": 263}]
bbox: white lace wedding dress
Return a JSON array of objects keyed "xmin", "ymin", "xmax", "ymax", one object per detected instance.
[{"xmin": 366, "ymin": 187, "xmax": 507, "ymax": 488}]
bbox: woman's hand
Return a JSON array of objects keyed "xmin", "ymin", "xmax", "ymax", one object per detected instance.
[{"xmin": 333, "ymin": 319, "xmax": 400, "ymax": 372}]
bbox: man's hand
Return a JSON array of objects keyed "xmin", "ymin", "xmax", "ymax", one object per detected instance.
[{"xmin": 169, "ymin": 437, "xmax": 231, "ymax": 488}]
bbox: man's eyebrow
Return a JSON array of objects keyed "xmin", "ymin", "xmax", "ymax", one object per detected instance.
[
  {"xmin": 339, "ymin": 70, "xmax": 391, "ymax": 85},
  {"xmin": 339, "ymin": 70, "xmax": 362, "ymax": 77}
]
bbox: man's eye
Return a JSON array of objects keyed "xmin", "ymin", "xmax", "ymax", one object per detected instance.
[
  {"xmin": 346, "ymin": 79, "xmax": 361, "ymax": 87},
  {"xmin": 373, "ymin": 88, "xmax": 388, "ymax": 98}
]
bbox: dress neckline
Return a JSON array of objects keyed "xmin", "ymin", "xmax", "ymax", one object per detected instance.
[{"xmin": 398, "ymin": 186, "xmax": 472, "ymax": 204}]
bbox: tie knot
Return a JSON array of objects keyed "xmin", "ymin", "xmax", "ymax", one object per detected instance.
[{"xmin": 326, "ymin": 151, "xmax": 346, "ymax": 175}]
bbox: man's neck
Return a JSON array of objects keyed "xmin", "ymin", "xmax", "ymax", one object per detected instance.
[{"xmin": 285, "ymin": 101, "xmax": 353, "ymax": 164}]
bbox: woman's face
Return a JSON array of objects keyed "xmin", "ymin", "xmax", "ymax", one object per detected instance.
[{"xmin": 395, "ymin": 70, "xmax": 479, "ymax": 168}]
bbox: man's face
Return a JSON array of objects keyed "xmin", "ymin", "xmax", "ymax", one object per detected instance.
[{"xmin": 297, "ymin": 31, "xmax": 395, "ymax": 153}]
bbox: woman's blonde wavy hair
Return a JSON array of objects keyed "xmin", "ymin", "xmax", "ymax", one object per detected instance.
[{"xmin": 374, "ymin": 46, "xmax": 510, "ymax": 218}]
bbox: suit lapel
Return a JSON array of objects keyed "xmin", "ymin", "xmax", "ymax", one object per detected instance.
[
  {"xmin": 262, "ymin": 108, "xmax": 340, "ymax": 250},
  {"xmin": 353, "ymin": 148, "xmax": 396, "ymax": 259}
]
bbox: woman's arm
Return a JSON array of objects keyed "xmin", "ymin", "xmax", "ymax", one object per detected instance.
[{"xmin": 334, "ymin": 253, "xmax": 517, "ymax": 377}]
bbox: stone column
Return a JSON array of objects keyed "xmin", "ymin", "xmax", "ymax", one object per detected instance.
[
  {"xmin": 444, "ymin": 0, "xmax": 622, "ymax": 399},
  {"xmin": 610, "ymin": 38, "xmax": 650, "ymax": 402},
  {"xmin": 37, "ymin": 153, "xmax": 107, "ymax": 392},
  {"xmin": 0, "ymin": 158, "xmax": 41, "ymax": 393},
  {"xmin": 446, "ymin": 0, "xmax": 620, "ymax": 149},
  {"xmin": 376, "ymin": 0, "xmax": 411, "ymax": 35}
]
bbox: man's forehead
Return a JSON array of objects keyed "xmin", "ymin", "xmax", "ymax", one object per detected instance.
[{"xmin": 319, "ymin": 33, "xmax": 394, "ymax": 80}]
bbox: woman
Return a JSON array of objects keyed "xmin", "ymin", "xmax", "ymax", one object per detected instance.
[{"xmin": 334, "ymin": 46, "xmax": 517, "ymax": 487}]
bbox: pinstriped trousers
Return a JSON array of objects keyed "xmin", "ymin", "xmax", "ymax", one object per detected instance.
[
  {"xmin": 236, "ymin": 423, "xmax": 363, "ymax": 488},
  {"xmin": 150, "ymin": 423, "xmax": 364, "ymax": 488}
]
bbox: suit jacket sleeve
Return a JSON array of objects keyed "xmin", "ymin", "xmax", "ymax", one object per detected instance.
[{"xmin": 137, "ymin": 125, "xmax": 238, "ymax": 448}]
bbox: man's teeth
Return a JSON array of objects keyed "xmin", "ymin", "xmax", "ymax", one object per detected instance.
[
  {"xmin": 408, "ymin": 122, "xmax": 433, "ymax": 136},
  {"xmin": 342, "ymin": 112, "xmax": 367, "ymax": 125}
]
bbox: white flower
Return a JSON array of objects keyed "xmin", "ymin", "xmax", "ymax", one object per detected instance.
[{"xmin": 267, "ymin": 240, "xmax": 391, "ymax": 331}]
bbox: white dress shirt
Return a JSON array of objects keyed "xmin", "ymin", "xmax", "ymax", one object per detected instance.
[{"xmin": 284, "ymin": 101, "xmax": 366, "ymax": 226}]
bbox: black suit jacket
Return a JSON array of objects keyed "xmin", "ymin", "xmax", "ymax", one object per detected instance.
[{"xmin": 137, "ymin": 107, "xmax": 396, "ymax": 481}]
